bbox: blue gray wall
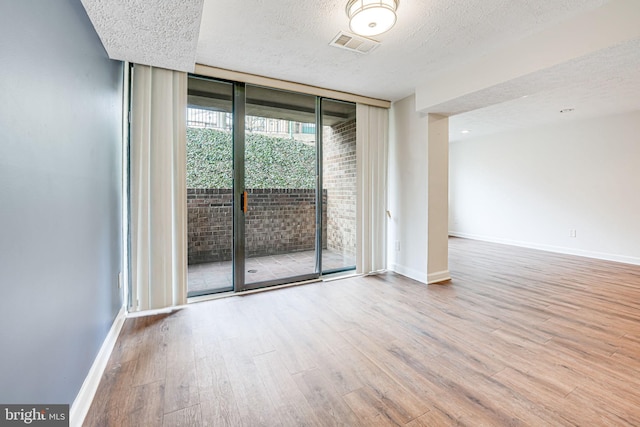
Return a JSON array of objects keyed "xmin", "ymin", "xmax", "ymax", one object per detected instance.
[{"xmin": 0, "ymin": 0, "xmax": 124, "ymax": 404}]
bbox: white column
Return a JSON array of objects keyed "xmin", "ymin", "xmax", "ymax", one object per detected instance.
[{"xmin": 427, "ymin": 113, "xmax": 451, "ymax": 284}]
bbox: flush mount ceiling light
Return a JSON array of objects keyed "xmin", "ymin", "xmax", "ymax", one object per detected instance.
[{"xmin": 346, "ymin": 0, "xmax": 399, "ymax": 37}]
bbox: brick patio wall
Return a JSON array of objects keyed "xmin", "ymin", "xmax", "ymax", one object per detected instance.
[
  {"xmin": 188, "ymin": 188, "xmax": 327, "ymax": 264},
  {"xmin": 323, "ymin": 119, "xmax": 357, "ymax": 257}
]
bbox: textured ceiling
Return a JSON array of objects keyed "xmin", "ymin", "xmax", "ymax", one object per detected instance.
[
  {"xmin": 81, "ymin": 0, "xmax": 204, "ymax": 72},
  {"xmin": 196, "ymin": 0, "xmax": 608, "ymax": 101},
  {"xmin": 81, "ymin": 0, "xmax": 640, "ymax": 139},
  {"xmin": 449, "ymin": 37, "xmax": 640, "ymax": 141}
]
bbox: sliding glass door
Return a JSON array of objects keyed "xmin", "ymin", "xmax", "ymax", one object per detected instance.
[
  {"xmin": 241, "ymin": 85, "xmax": 319, "ymax": 290},
  {"xmin": 321, "ymin": 99, "xmax": 357, "ymax": 274},
  {"xmin": 185, "ymin": 77, "xmax": 234, "ymax": 296},
  {"xmin": 186, "ymin": 76, "xmax": 356, "ymax": 296}
]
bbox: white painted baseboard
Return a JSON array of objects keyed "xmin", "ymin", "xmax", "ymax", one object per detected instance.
[
  {"xmin": 449, "ymin": 231, "xmax": 640, "ymax": 266},
  {"xmin": 389, "ymin": 263, "xmax": 427, "ymax": 284},
  {"xmin": 70, "ymin": 305, "xmax": 127, "ymax": 427},
  {"xmin": 126, "ymin": 304, "xmax": 187, "ymax": 318},
  {"xmin": 427, "ymin": 270, "xmax": 451, "ymax": 284}
]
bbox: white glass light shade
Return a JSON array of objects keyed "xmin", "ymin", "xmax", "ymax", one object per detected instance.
[{"xmin": 347, "ymin": 0, "xmax": 398, "ymax": 37}]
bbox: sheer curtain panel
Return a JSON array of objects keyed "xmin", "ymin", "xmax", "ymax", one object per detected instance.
[
  {"xmin": 130, "ymin": 65, "xmax": 187, "ymax": 312},
  {"xmin": 356, "ymin": 104, "xmax": 389, "ymax": 274}
]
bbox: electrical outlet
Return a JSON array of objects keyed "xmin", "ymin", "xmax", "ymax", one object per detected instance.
[
  {"xmin": 570, "ymin": 229, "xmax": 577, "ymax": 238},
  {"xmin": 118, "ymin": 271, "xmax": 123, "ymax": 289}
]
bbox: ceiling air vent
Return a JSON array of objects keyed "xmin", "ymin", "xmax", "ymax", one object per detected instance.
[{"xmin": 329, "ymin": 31, "xmax": 380, "ymax": 54}]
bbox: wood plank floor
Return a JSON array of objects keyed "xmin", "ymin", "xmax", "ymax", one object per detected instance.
[{"xmin": 84, "ymin": 237, "xmax": 640, "ymax": 426}]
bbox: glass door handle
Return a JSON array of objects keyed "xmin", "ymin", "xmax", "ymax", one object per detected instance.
[{"xmin": 241, "ymin": 190, "xmax": 248, "ymax": 213}]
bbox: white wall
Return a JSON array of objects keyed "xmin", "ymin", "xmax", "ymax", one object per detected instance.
[
  {"xmin": 426, "ymin": 114, "xmax": 450, "ymax": 283},
  {"xmin": 449, "ymin": 110, "xmax": 640, "ymax": 265},
  {"xmin": 388, "ymin": 95, "xmax": 429, "ymax": 282}
]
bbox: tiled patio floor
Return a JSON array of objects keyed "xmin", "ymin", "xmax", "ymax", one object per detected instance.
[{"xmin": 188, "ymin": 249, "xmax": 355, "ymax": 294}]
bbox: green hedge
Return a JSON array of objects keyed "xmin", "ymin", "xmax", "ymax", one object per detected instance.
[{"xmin": 187, "ymin": 127, "xmax": 315, "ymax": 189}]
